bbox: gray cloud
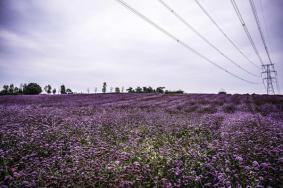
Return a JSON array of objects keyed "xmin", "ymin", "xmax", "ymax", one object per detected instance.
[{"xmin": 0, "ymin": 0, "xmax": 282, "ymax": 94}]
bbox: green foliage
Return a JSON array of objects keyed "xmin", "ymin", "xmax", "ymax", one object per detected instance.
[
  {"xmin": 8, "ymin": 84, "xmax": 14, "ymax": 94},
  {"xmin": 23, "ymin": 83, "xmax": 42, "ymax": 95},
  {"xmin": 66, "ymin": 89, "xmax": 73, "ymax": 94},
  {"xmin": 126, "ymin": 86, "xmax": 184, "ymax": 94},
  {"xmin": 60, "ymin": 85, "xmax": 66, "ymax": 94},
  {"xmin": 156, "ymin": 87, "xmax": 165, "ymax": 94},
  {"xmin": 115, "ymin": 87, "xmax": 120, "ymax": 93},
  {"xmin": 102, "ymin": 82, "xmax": 107, "ymax": 93},
  {"xmin": 0, "ymin": 85, "xmax": 9, "ymax": 95},
  {"xmin": 44, "ymin": 85, "xmax": 52, "ymax": 94},
  {"xmin": 52, "ymin": 88, "xmax": 56, "ymax": 94},
  {"xmin": 135, "ymin": 87, "xmax": 143, "ymax": 93},
  {"xmin": 165, "ymin": 90, "xmax": 184, "ymax": 94},
  {"xmin": 0, "ymin": 84, "xmax": 21, "ymax": 95},
  {"xmin": 126, "ymin": 87, "xmax": 134, "ymax": 93},
  {"xmin": 218, "ymin": 91, "xmax": 227, "ymax": 95},
  {"xmin": 142, "ymin": 86, "xmax": 154, "ymax": 93}
]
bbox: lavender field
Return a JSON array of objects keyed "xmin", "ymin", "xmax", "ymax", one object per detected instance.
[{"xmin": 0, "ymin": 93, "xmax": 282, "ymax": 187}]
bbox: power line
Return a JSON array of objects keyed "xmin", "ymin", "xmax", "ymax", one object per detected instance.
[
  {"xmin": 259, "ymin": 0, "xmax": 270, "ymax": 50},
  {"xmin": 249, "ymin": 0, "xmax": 280, "ymax": 93},
  {"xmin": 113, "ymin": 0, "xmax": 260, "ymax": 85},
  {"xmin": 249, "ymin": 0, "xmax": 272, "ymax": 64},
  {"xmin": 194, "ymin": 0, "xmax": 260, "ymax": 69},
  {"xmin": 158, "ymin": 0, "xmax": 259, "ymax": 78},
  {"xmin": 231, "ymin": 0, "xmax": 264, "ymax": 66}
]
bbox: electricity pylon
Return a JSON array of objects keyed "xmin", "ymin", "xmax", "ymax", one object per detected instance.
[{"xmin": 262, "ymin": 64, "xmax": 277, "ymax": 94}]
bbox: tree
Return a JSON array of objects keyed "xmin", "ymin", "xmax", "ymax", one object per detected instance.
[
  {"xmin": 148, "ymin": 87, "xmax": 154, "ymax": 93},
  {"xmin": 66, "ymin": 88, "xmax": 73, "ymax": 94},
  {"xmin": 13, "ymin": 87, "xmax": 19, "ymax": 94},
  {"xmin": 142, "ymin": 87, "xmax": 148, "ymax": 93},
  {"xmin": 127, "ymin": 87, "xmax": 134, "ymax": 93},
  {"xmin": 18, "ymin": 84, "xmax": 23, "ymax": 94},
  {"xmin": 1, "ymin": 84, "xmax": 21, "ymax": 95},
  {"xmin": 115, "ymin": 87, "xmax": 120, "ymax": 93},
  {"xmin": 165, "ymin": 89, "xmax": 184, "ymax": 94},
  {"xmin": 135, "ymin": 87, "xmax": 143, "ymax": 93},
  {"xmin": 8, "ymin": 84, "xmax": 14, "ymax": 94},
  {"xmin": 23, "ymin": 83, "xmax": 42, "ymax": 95},
  {"xmin": 60, "ymin": 85, "xmax": 66, "ymax": 94},
  {"xmin": 156, "ymin": 87, "xmax": 165, "ymax": 94},
  {"xmin": 44, "ymin": 85, "xmax": 52, "ymax": 94},
  {"xmin": 2, "ymin": 85, "xmax": 9, "ymax": 95},
  {"xmin": 102, "ymin": 82, "xmax": 107, "ymax": 93},
  {"xmin": 142, "ymin": 86, "xmax": 154, "ymax": 93},
  {"xmin": 52, "ymin": 88, "xmax": 56, "ymax": 94},
  {"xmin": 218, "ymin": 89, "xmax": 227, "ymax": 95}
]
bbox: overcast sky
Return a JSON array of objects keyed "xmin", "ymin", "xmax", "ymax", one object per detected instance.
[{"xmin": 0, "ymin": 0, "xmax": 282, "ymax": 94}]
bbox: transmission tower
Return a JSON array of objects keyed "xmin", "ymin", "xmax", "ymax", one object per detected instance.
[{"xmin": 261, "ymin": 64, "xmax": 277, "ymax": 94}]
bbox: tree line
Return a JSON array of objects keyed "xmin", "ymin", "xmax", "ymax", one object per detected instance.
[
  {"xmin": 102, "ymin": 82, "xmax": 184, "ymax": 94},
  {"xmin": 0, "ymin": 82, "xmax": 184, "ymax": 95},
  {"xmin": 0, "ymin": 83, "xmax": 72, "ymax": 95}
]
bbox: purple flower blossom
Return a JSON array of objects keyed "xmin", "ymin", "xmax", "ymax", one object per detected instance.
[{"xmin": 0, "ymin": 93, "xmax": 282, "ymax": 187}]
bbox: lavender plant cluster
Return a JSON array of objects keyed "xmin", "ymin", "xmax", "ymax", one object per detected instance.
[{"xmin": 0, "ymin": 93, "xmax": 282, "ymax": 187}]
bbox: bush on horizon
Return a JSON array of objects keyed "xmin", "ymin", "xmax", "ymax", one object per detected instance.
[{"xmin": 23, "ymin": 83, "xmax": 42, "ymax": 95}]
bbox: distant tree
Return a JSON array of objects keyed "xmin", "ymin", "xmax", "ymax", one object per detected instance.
[
  {"xmin": 66, "ymin": 88, "xmax": 73, "ymax": 94},
  {"xmin": 142, "ymin": 87, "xmax": 148, "ymax": 93},
  {"xmin": 87, "ymin": 88, "xmax": 90, "ymax": 94},
  {"xmin": 218, "ymin": 89, "xmax": 226, "ymax": 95},
  {"xmin": 13, "ymin": 87, "xmax": 19, "ymax": 94},
  {"xmin": 52, "ymin": 88, "xmax": 56, "ymax": 94},
  {"xmin": 20, "ymin": 83, "xmax": 23, "ymax": 90},
  {"xmin": 23, "ymin": 83, "xmax": 42, "ymax": 95},
  {"xmin": 156, "ymin": 87, "xmax": 165, "ymax": 94},
  {"xmin": 60, "ymin": 85, "xmax": 66, "ymax": 94},
  {"xmin": 2, "ymin": 85, "xmax": 9, "ymax": 95},
  {"xmin": 44, "ymin": 85, "xmax": 52, "ymax": 94},
  {"xmin": 44, "ymin": 86, "xmax": 48, "ymax": 93},
  {"xmin": 127, "ymin": 87, "xmax": 134, "ymax": 93},
  {"xmin": 21, "ymin": 84, "xmax": 27, "ymax": 94},
  {"xmin": 135, "ymin": 87, "xmax": 143, "ymax": 93},
  {"xmin": 148, "ymin": 87, "xmax": 154, "ymax": 93},
  {"xmin": 115, "ymin": 87, "xmax": 120, "ymax": 93},
  {"xmin": 176, "ymin": 89, "xmax": 184, "ymax": 94},
  {"xmin": 142, "ymin": 86, "xmax": 154, "ymax": 93},
  {"xmin": 102, "ymin": 82, "xmax": 107, "ymax": 93},
  {"xmin": 110, "ymin": 87, "xmax": 113, "ymax": 93},
  {"xmin": 121, "ymin": 86, "xmax": 124, "ymax": 93},
  {"xmin": 8, "ymin": 84, "xmax": 14, "ymax": 94},
  {"xmin": 0, "ymin": 84, "xmax": 19, "ymax": 95},
  {"xmin": 165, "ymin": 89, "xmax": 184, "ymax": 94},
  {"xmin": 18, "ymin": 84, "xmax": 23, "ymax": 94},
  {"xmin": 94, "ymin": 87, "xmax": 97, "ymax": 93}
]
